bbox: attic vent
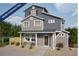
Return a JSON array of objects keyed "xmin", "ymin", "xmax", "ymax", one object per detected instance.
[{"xmin": 32, "ymin": 6, "xmax": 35, "ymax": 9}]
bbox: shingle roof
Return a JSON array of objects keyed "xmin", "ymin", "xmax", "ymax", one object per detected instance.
[
  {"xmin": 21, "ymin": 15, "xmax": 45, "ymax": 22},
  {"xmin": 19, "ymin": 29, "xmax": 56, "ymax": 33},
  {"xmin": 24, "ymin": 5, "xmax": 48, "ymax": 12}
]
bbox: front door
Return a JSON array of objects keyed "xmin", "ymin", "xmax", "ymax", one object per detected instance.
[{"xmin": 44, "ymin": 36, "xmax": 48, "ymax": 46}]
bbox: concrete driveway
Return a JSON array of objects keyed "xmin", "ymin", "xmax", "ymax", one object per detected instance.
[
  {"xmin": 0, "ymin": 45, "xmax": 48, "ymax": 56},
  {"xmin": 0, "ymin": 45, "xmax": 78, "ymax": 56}
]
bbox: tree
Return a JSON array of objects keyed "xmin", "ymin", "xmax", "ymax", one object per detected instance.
[
  {"xmin": 0, "ymin": 21, "xmax": 12, "ymax": 37},
  {"xmin": 0, "ymin": 21, "xmax": 21, "ymax": 37},
  {"xmin": 66, "ymin": 27, "xmax": 77, "ymax": 44}
]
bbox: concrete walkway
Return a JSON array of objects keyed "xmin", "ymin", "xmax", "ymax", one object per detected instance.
[{"xmin": 32, "ymin": 46, "xmax": 48, "ymax": 56}]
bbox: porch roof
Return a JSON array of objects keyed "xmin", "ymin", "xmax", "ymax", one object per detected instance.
[{"xmin": 18, "ymin": 30, "xmax": 56, "ymax": 34}]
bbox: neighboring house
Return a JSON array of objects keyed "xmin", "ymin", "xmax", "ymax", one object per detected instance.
[{"xmin": 19, "ymin": 5, "xmax": 69, "ymax": 49}]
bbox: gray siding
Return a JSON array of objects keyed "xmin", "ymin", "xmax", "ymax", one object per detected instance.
[
  {"xmin": 56, "ymin": 33, "xmax": 68, "ymax": 47},
  {"xmin": 24, "ymin": 6, "xmax": 62, "ymax": 31},
  {"xmin": 37, "ymin": 13, "xmax": 62, "ymax": 31},
  {"xmin": 22, "ymin": 17, "xmax": 43, "ymax": 31},
  {"xmin": 24, "ymin": 6, "xmax": 43, "ymax": 17},
  {"xmin": 37, "ymin": 33, "xmax": 52, "ymax": 47},
  {"xmin": 37, "ymin": 34, "xmax": 43, "ymax": 46}
]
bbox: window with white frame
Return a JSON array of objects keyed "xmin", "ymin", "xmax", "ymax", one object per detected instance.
[
  {"xmin": 24, "ymin": 22, "xmax": 29, "ymax": 27},
  {"xmin": 59, "ymin": 33, "xmax": 65, "ymax": 37},
  {"xmin": 34, "ymin": 20, "xmax": 41, "ymax": 26},
  {"xmin": 31, "ymin": 9, "xmax": 36, "ymax": 15},
  {"xmin": 48, "ymin": 19, "xmax": 55, "ymax": 24}
]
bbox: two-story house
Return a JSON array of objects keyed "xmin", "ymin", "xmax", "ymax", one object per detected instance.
[{"xmin": 19, "ymin": 5, "xmax": 69, "ymax": 49}]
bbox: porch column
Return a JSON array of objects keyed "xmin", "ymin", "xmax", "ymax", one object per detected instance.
[
  {"xmin": 20, "ymin": 33, "xmax": 22, "ymax": 47},
  {"xmin": 52, "ymin": 33, "xmax": 56, "ymax": 49},
  {"xmin": 66, "ymin": 33, "xmax": 69, "ymax": 47},
  {"xmin": 35, "ymin": 33, "xmax": 37, "ymax": 47},
  {"xmin": 30, "ymin": 36, "xmax": 32, "ymax": 42}
]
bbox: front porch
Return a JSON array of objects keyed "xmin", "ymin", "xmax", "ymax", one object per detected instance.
[{"xmin": 19, "ymin": 31, "xmax": 57, "ymax": 49}]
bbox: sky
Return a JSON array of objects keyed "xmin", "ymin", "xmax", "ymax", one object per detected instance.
[{"xmin": 0, "ymin": 3, "xmax": 77, "ymax": 28}]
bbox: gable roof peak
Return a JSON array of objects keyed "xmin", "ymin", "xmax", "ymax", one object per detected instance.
[{"xmin": 24, "ymin": 5, "xmax": 48, "ymax": 12}]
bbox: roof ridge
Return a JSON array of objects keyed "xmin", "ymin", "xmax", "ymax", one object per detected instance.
[
  {"xmin": 24, "ymin": 5, "xmax": 48, "ymax": 12},
  {"xmin": 21, "ymin": 15, "xmax": 45, "ymax": 22}
]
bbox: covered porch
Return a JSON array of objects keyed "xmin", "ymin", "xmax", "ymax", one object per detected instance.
[{"xmin": 19, "ymin": 31, "xmax": 57, "ymax": 49}]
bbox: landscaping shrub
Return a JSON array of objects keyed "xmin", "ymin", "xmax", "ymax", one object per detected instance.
[
  {"xmin": 16, "ymin": 42, "xmax": 20, "ymax": 46},
  {"xmin": 0, "ymin": 43, "xmax": 1, "ymax": 47},
  {"xmin": 56, "ymin": 43, "xmax": 63, "ymax": 50},
  {"xmin": 56, "ymin": 43, "xmax": 63, "ymax": 48},
  {"xmin": 4, "ymin": 38, "xmax": 9, "ymax": 42},
  {"xmin": 29, "ymin": 43, "xmax": 35, "ymax": 49},
  {"xmin": 11, "ymin": 42, "xmax": 14, "ymax": 45},
  {"xmin": 21, "ymin": 45, "xmax": 24, "ymax": 48}
]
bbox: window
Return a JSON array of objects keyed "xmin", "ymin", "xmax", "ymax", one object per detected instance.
[
  {"xmin": 36, "ymin": 10, "xmax": 38, "ymax": 15},
  {"xmin": 59, "ymin": 33, "xmax": 65, "ymax": 36},
  {"xmin": 26, "ymin": 37, "xmax": 30, "ymax": 41},
  {"xmin": 34, "ymin": 20, "xmax": 41, "ymax": 26},
  {"xmin": 48, "ymin": 20, "xmax": 55, "ymax": 24},
  {"xmin": 32, "ymin": 38, "xmax": 35, "ymax": 41},
  {"xmin": 31, "ymin": 9, "xmax": 36, "ymax": 15},
  {"xmin": 62, "ymin": 33, "xmax": 65, "ymax": 36},
  {"xmin": 24, "ymin": 22, "xmax": 29, "ymax": 27}
]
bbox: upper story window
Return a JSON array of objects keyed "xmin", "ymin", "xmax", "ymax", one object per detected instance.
[
  {"xmin": 30, "ymin": 6, "xmax": 37, "ymax": 15},
  {"xmin": 24, "ymin": 21, "xmax": 29, "ymax": 28},
  {"xmin": 34, "ymin": 20, "xmax": 41, "ymax": 27},
  {"xmin": 48, "ymin": 19, "xmax": 55, "ymax": 24},
  {"xmin": 31, "ymin": 9, "xmax": 36, "ymax": 15}
]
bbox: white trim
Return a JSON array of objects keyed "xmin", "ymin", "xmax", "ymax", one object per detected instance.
[
  {"xmin": 18, "ymin": 31, "xmax": 55, "ymax": 34},
  {"xmin": 52, "ymin": 33, "xmax": 56, "ymax": 49},
  {"xmin": 56, "ymin": 32, "xmax": 65, "ymax": 37},
  {"xmin": 42, "ymin": 11, "xmax": 62, "ymax": 19},
  {"xmin": 42, "ymin": 21, "xmax": 43, "ymax": 30},
  {"xmin": 22, "ymin": 21, "xmax": 30, "ymax": 28},
  {"xmin": 61, "ymin": 20, "xmax": 62, "ymax": 31},
  {"xmin": 35, "ymin": 33, "xmax": 37, "ymax": 47},
  {"xmin": 20, "ymin": 33, "xmax": 22, "ymax": 47},
  {"xmin": 30, "ymin": 9, "xmax": 37, "ymax": 15},
  {"xmin": 22, "ymin": 15, "xmax": 44, "ymax": 22},
  {"xmin": 66, "ymin": 33, "xmax": 69, "ymax": 47},
  {"xmin": 34, "ymin": 20, "xmax": 42, "ymax": 27},
  {"xmin": 43, "ymin": 35, "xmax": 49, "ymax": 47},
  {"xmin": 48, "ymin": 19, "xmax": 55, "ymax": 24}
]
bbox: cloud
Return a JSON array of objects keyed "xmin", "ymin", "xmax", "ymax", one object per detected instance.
[
  {"xmin": 4, "ymin": 16, "xmax": 23, "ymax": 25},
  {"xmin": 71, "ymin": 9, "xmax": 77, "ymax": 16},
  {"xmin": 54, "ymin": 3, "xmax": 77, "ymax": 16}
]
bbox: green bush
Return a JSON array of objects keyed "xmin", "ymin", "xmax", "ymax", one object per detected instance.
[
  {"xmin": 56, "ymin": 43, "xmax": 63, "ymax": 48},
  {"xmin": 66, "ymin": 27, "xmax": 77, "ymax": 44},
  {"xmin": 11, "ymin": 42, "xmax": 14, "ymax": 45},
  {"xmin": 4, "ymin": 38, "xmax": 9, "ymax": 42},
  {"xmin": 21, "ymin": 45, "xmax": 24, "ymax": 48},
  {"xmin": 16, "ymin": 42, "xmax": 20, "ymax": 46}
]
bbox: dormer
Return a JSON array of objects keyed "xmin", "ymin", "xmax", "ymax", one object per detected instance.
[
  {"xmin": 29, "ymin": 6, "xmax": 37, "ymax": 16},
  {"xmin": 24, "ymin": 5, "xmax": 48, "ymax": 17}
]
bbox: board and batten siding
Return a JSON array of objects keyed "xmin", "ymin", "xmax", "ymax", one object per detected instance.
[
  {"xmin": 38, "ymin": 13, "xmax": 62, "ymax": 31},
  {"xmin": 24, "ymin": 6, "xmax": 62, "ymax": 31},
  {"xmin": 21, "ymin": 17, "xmax": 43, "ymax": 31},
  {"xmin": 56, "ymin": 33, "xmax": 68, "ymax": 47}
]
